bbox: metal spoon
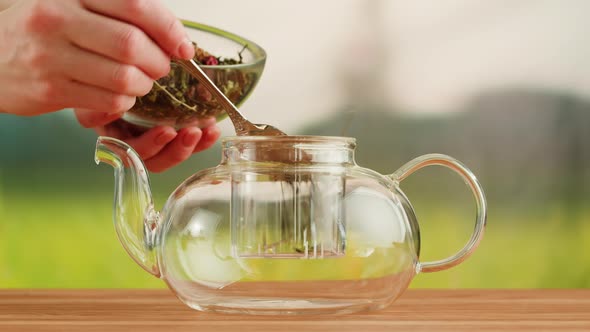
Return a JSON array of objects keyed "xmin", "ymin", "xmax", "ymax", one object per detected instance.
[{"xmin": 174, "ymin": 59, "xmax": 287, "ymax": 136}]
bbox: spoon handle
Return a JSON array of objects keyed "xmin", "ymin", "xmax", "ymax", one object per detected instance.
[{"xmin": 174, "ymin": 59, "xmax": 253, "ymax": 134}]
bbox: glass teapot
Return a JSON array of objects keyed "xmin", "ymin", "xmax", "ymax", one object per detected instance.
[{"xmin": 95, "ymin": 135, "xmax": 486, "ymax": 315}]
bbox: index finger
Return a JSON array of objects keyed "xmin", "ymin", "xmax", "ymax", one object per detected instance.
[{"xmin": 80, "ymin": 0, "xmax": 195, "ymax": 59}]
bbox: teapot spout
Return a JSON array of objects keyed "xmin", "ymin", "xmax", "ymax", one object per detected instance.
[{"xmin": 95, "ymin": 137, "xmax": 161, "ymax": 277}]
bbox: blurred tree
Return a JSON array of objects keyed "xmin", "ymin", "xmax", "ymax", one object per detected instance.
[{"xmin": 303, "ymin": 88, "xmax": 590, "ymax": 223}]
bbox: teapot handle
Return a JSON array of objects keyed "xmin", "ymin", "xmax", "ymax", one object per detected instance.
[{"xmin": 390, "ymin": 154, "xmax": 487, "ymax": 273}]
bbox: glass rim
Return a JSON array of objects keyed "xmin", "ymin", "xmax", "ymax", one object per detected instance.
[
  {"xmin": 222, "ymin": 135, "xmax": 357, "ymax": 145},
  {"xmin": 181, "ymin": 19, "xmax": 267, "ymax": 69}
]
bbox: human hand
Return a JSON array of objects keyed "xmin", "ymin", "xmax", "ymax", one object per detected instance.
[
  {"xmin": 0, "ymin": 0, "xmax": 194, "ymax": 115},
  {"xmin": 0, "ymin": 1, "xmax": 17, "ymax": 11},
  {"xmin": 75, "ymin": 109, "xmax": 221, "ymax": 173}
]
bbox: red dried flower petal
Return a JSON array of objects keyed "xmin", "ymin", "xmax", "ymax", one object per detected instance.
[{"xmin": 203, "ymin": 56, "xmax": 219, "ymax": 66}]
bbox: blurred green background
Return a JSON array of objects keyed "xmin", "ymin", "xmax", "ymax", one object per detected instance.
[
  {"xmin": 1, "ymin": 90, "xmax": 589, "ymax": 289},
  {"xmin": 1, "ymin": 0, "xmax": 589, "ymax": 288}
]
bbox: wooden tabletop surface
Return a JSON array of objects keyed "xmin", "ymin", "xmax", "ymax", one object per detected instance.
[{"xmin": 0, "ymin": 289, "xmax": 588, "ymax": 331}]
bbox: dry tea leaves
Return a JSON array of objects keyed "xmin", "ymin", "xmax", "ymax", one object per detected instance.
[{"xmin": 129, "ymin": 43, "xmax": 255, "ymax": 125}]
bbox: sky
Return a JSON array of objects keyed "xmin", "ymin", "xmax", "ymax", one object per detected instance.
[{"xmin": 165, "ymin": 0, "xmax": 590, "ymax": 134}]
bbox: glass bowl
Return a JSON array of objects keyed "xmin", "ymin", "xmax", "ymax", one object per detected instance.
[{"xmin": 122, "ymin": 20, "xmax": 267, "ymax": 129}]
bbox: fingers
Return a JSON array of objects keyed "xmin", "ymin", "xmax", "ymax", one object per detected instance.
[
  {"xmin": 145, "ymin": 127, "xmax": 202, "ymax": 173},
  {"xmin": 58, "ymin": 80, "xmax": 135, "ymax": 114},
  {"xmin": 79, "ymin": 0, "xmax": 194, "ymax": 59},
  {"xmin": 65, "ymin": 11, "xmax": 170, "ymax": 80},
  {"xmin": 193, "ymin": 125, "xmax": 221, "ymax": 153},
  {"xmin": 123, "ymin": 126, "xmax": 178, "ymax": 160},
  {"xmin": 62, "ymin": 45, "xmax": 153, "ymax": 96},
  {"xmin": 86, "ymin": 119, "xmax": 218, "ymax": 173},
  {"xmin": 92, "ymin": 121, "xmax": 178, "ymax": 160}
]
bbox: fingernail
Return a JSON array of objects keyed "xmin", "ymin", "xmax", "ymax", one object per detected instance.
[
  {"xmin": 178, "ymin": 38, "xmax": 195, "ymax": 59},
  {"xmin": 182, "ymin": 129, "xmax": 200, "ymax": 147},
  {"xmin": 209, "ymin": 125, "xmax": 220, "ymax": 135},
  {"xmin": 155, "ymin": 130, "xmax": 175, "ymax": 145},
  {"xmin": 203, "ymin": 125, "xmax": 220, "ymax": 137}
]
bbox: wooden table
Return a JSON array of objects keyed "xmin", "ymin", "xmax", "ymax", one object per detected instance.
[{"xmin": 0, "ymin": 290, "xmax": 588, "ymax": 331}]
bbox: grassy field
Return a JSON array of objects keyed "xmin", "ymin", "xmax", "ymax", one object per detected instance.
[{"xmin": 1, "ymin": 190, "xmax": 588, "ymax": 289}]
